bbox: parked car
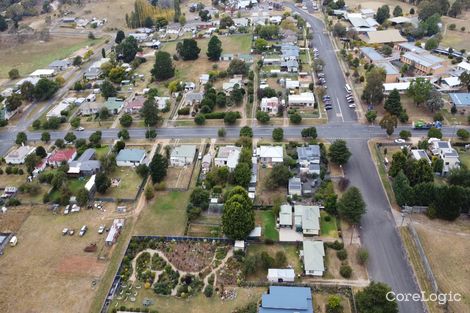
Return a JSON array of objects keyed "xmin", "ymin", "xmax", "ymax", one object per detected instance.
[
  {"xmin": 394, "ymin": 138, "xmax": 406, "ymax": 144},
  {"xmin": 69, "ymin": 229, "xmax": 75, "ymax": 236},
  {"xmin": 325, "ymin": 106, "xmax": 333, "ymax": 110},
  {"xmin": 76, "ymin": 127, "xmax": 85, "ymax": 131},
  {"xmin": 71, "ymin": 204, "xmax": 80, "ymax": 213},
  {"xmin": 79, "ymin": 225, "xmax": 88, "ymax": 237},
  {"xmin": 98, "ymin": 225, "xmax": 105, "ymax": 234},
  {"xmin": 62, "ymin": 228, "xmax": 69, "ymax": 236},
  {"xmin": 348, "ymin": 103, "xmax": 356, "ymax": 108},
  {"xmin": 63, "ymin": 205, "xmax": 70, "ymax": 215}
]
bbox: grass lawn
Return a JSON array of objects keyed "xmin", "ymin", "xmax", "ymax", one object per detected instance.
[
  {"xmin": 133, "ymin": 191, "xmax": 189, "ymax": 235},
  {"xmin": 0, "ymin": 172, "xmax": 27, "ymax": 189},
  {"xmin": 95, "ymin": 146, "xmax": 110, "ymax": 159},
  {"xmin": 320, "ymin": 211, "xmax": 338, "ymax": 238},
  {"xmin": 458, "ymin": 150, "xmax": 470, "ymax": 168},
  {"xmin": 99, "ymin": 167, "xmax": 143, "ymax": 200},
  {"xmin": 0, "ymin": 37, "xmax": 101, "ymax": 79},
  {"xmin": 68, "ymin": 178, "xmax": 87, "ymax": 194},
  {"xmin": 313, "ymin": 292, "xmax": 352, "ymax": 313},
  {"xmin": 259, "ymin": 210, "xmax": 279, "ymax": 241}
]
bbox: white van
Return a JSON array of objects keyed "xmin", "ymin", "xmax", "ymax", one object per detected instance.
[
  {"xmin": 9, "ymin": 236, "xmax": 18, "ymax": 247},
  {"xmin": 345, "ymin": 84, "xmax": 352, "ymax": 93}
]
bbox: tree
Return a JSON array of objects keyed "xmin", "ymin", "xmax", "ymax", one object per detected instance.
[
  {"xmin": 233, "ymin": 163, "xmax": 251, "ymax": 187},
  {"xmin": 219, "ymin": 15, "xmax": 234, "ymax": 29},
  {"xmin": 240, "ymin": 126, "xmax": 253, "ymax": 138},
  {"xmin": 301, "ymin": 127, "xmax": 317, "ymax": 139},
  {"xmin": 5, "ymin": 94, "xmax": 22, "ymax": 112},
  {"xmin": 216, "ymin": 92, "xmax": 227, "ymax": 108},
  {"xmin": 337, "ymin": 186, "xmax": 366, "ymax": 243},
  {"xmin": 76, "ymin": 188, "xmax": 89, "ymax": 206},
  {"xmin": 195, "ymin": 114, "xmax": 206, "ymax": 125},
  {"xmin": 406, "ymin": 159, "xmax": 434, "ymax": 186},
  {"xmin": 33, "ymin": 78, "xmax": 59, "ymax": 101},
  {"xmin": 328, "ymin": 140, "xmax": 351, "ymax": 165},
  {"xmin": 100, "ymin": 80, "xmax": 116, "ymax": 99},
  {"xmin": 356, "ymin": 282, "xmax": 398, "ymax": 313},
  {"xmin": 20, "ymin": 81, "xmax": 35, "ymax": 101},
  {"xmin": 376, "ymin": 5, "xmax": 390, "ymax": 24},
  {"xmin": 227, "ymin": 59, "xmax": 248, "ymax": 76},
  {"xmin": 265, "ymin": 164, "xmax": 291, "ymax": 189},
  {"xmin": 177, "ymin": 39, "xmax": 201, "ymax": 60},
  {"xmin": 152, "ymin": 51, "xmax": 175, "ymax": 81},
  {"xmin": 116, "ymin": 36, "xmax": 139, "ymax": 63},
  {"xmin": 222, "ymin": 187, "xmax": 254, "ymax": 240},
  {"xmin": 365, "ymin": 110, "xmax": 377, "ymax": 123},
  {"xmin": 16, "ymin": 132, "xmax": 27, "ymax": 145},
  {"xmin": 379, "ymin": 113, "xmax": 398, "ymax": 136},
  {"xmin": 425, "ymin": 89, "xmax": 444, "ymax": 112},
  {"xmin": 24, "ymin": 154, "xmax": 41, "ymax": 174},
  {"xmin": 272, "ymin": 128, "xmax": 284, "ymax": 141},
  {"xmin": 384, "ymin": 89, "xmax": 402, "ymax": 116},
  {"xmin": 207, "ymin": 36, "xmax": 223, "ymax": 61},
  {"xmin": 118, "ymin": 129, "xmax": 130, "ymax": 140},
  {"xmin": 41, "ymin": 132, "xmax": 51, "ymax": 143},
  {"xmin": 35, "ymin": 146, "xmax": 47, "ymax": 158},
  {"xmin": 460, "ymin": 71, "xmax": 470, "ymax": 92},
  {"xmin": 55, "ymin": 139, "xmax": 65, "ymax": 149},
  {"xmin": 256, "ymin": 111, "xmax": 270, "ymax": 123},
  {"xmin": 425, "ymin": 37, "xmax": 439, "ymax": 51},
  {"xmin": 95, "ymin": 172, "xmax": 111, "ymax": 194},
  {"xmin": 72, "ymin": 56, "xmax": 82, "ymax": 66},
  {"xmin": 457, "ymin": 128, "xmax": 470, "ymax": 140},
  {"xmin": 199, "ymin": 9, "xmax": 211, "ymax": 21},
  {"xmin": 399, "ymin": 130, "xmax": 411, "ymax": 140},
  {"xmin": 120, "ymin": 113, "xmax": 133, "ymax": 127},
  {"xmin": 218, "ymin": 127, "xmax": 226, "ymax": 137},
  {"xmin": 427, "ymin": 127, "xmax": 442, "ymax": 139},
  {"xmin": 407, "ymin": 78, "xmax": 432, "ymax": 105},
  {"xmin": 149, "ymin": 154, "xmax": 168, "ymax": 183},
  {"xmin": 333, "ymin": 22, "xmax": 346, "ymax": 37},
  {"xmin": 0, "ymin": 15, "xmax": 8, "ymax": 32},
  {"xmin": 393, "ymin": 170, "xmax": 413, "ymax": 206},
  {"xmin": 380, "ymin": 45, "xmax": 393, "ymax": 57},
  {"xmin": 230, "ymin": 85, "xmax": 244, "ymax": 105},
  {"xmin": 141, "ymin": 98, "xmax": 159, "ymax": 126},
  {"xmin": 190, "ymin": 187, "xmax": 210, "ymax": 210},
  {"xmin": 290, "ymin": 112, "xmax": 302, "ymax": 124},
  {"xmin": 64, "ymin": 132, "xmax": 76, "ymax": 143},
  {"xmin": 115, "ymin": 30, "xmax": 125, "ymax": 43},
  {"xmin": 8, "ymin": 69, "xmax": 19, "ymax": 80},
  {"xmin": 326, "ymin": 295, "xmax": 343, "ymax": 313},
  {"xmin": 254, "ymin": 38, "xmax": 269, "ymax": 52},
  {"xmin": 393, "ymin": 5, "xmax": 403, "ymax": 17},
  {"xmin": 362, "ymin": 67, "xmax": 385, "ymax": 105}
]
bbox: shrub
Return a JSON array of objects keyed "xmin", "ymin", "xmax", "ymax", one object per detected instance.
[
  {"xmin": 178, "ymin": 107, "xmax": 190, "ymax": 115},
  {"xmin": 339, "ymin": 265, "xmax": 352, "ymax": 278},
  {"xmin": 203, "ymin": 285, "xmax": 214, "ymax": 297},
  {"xmin": 336, "ymin": 249, "xmax": 348, "ymax": 260},
  {"xmin": 328, "ymin": 240, "xmax": 344, "ymax": 250},
  {"xmin": 357, "ymin": 247, "xmax": 369, "ymax": 265},
  {"xmin": 456, "ymin": 128, "xmax": 470, "ymax": 140}
]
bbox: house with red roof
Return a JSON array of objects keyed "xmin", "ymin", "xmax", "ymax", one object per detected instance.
[
  {"xmin": 125, "ymin": 95, "xmax": 146, "ymax": 114},
  {"xmin": 48, "ymin": 148, "xmax": 77, "ymax": 167}
]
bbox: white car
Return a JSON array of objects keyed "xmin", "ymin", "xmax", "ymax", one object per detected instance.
[
  {"xmin": 394, "ymin": 139, "xmax": 406, "ymax": 144},
  {"xmin": 76, "ymin": 127, "xmax": 85, "ymax": 131},
  {"xmin": 98, "ymin": 225, "xmax": 105, "ymax": 234},
  {"xmin": 79, "ymin": 225, "xmax": 88, "ymax": 237},
  {"xmin": 63, "ymin": 205, "xmax": 70, "ymax": 215},
  {"xmin": 348, "ymin": 103, "xmax": 356, "ymax": 108},
  {"xmin": 62, "ymin": 228, "xmax": 69, "ymax": 236}
]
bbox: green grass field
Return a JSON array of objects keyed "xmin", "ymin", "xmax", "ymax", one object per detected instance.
[
  {"xmin": 320, "ymin": 211, "xmax": 339, "ymax": 238},
  {"xmin": 260, "ymin": 210, "xmax": 279, "ymax": 241},
  {"xmin": 99, "ymin": 167, "xmax": 143, "ymax": 199},
  {"xmin": 458, "ymin": 150, "xmax": 470, "ymax": 168}
]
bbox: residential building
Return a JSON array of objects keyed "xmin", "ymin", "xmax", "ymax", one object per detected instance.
[
  {"xmin": 214, "ymin": 146, "xmax": 241, "ymax": 171},
  {"xmin": 288, "ymin": 92, "xmax": 315, "ymax": 107},
  {"xmin": 220, "ymin": 53, "xmax": 234, "ymax": 61},
  {"xmin": 116, "ymin": 149, "xmax": 147, "ymax": 167},
  {"xmin": 302, "ymin": 240, "xmax": 325, "ymax": 276},
  {"xmin": 184, "ymin": 92, "xmax": 204, "ymax": 106},
  {"xmin": 294, "ymin": 205, "xmax": 320, "ymax": 235},
  {"xmin": 347, "ymin": 13, "xmax": 378, "ymax": 32},
  {"xmin": 279, "ymin": 204, "xmax": 293, "ymax": 228},
  {"xmin": 288, "ymin": 177, "xmax": 302, "ymax": 196},
  {"xmin": 360, "ymin": 8, "xmax": 376, "ymax": 18},
  {"xmin": 15, "ymin": 76, "xmax": 40, "ymax": 88},
  {"xmin": 430, "ymin": 140, "xmax": 460, "ymax": 173},
  {"xmin": 48, "ymin": 148, "xmax": 77, "ymax": 167},
  {"xmin": 257, "ymin": 146, "xmax": 283, "ymax": 165},
  {"xmin": 201, "ymin": 153, "xmax": 212, "ymax": 174},
  {"xmin": 362, "ymin": 29, "xmax": 406, "ymax": 44},
  {"xmin": 48, "ymin": 59, "xmax": 72, "ymax": 71},
  {"xmin": 30, "ymin": 69, "xmax": 55, "ymax": 78},
  {"xmin": 280, "ymin": 59, "xmax": 299, "ymax": 73},
  {"xmin": 411, "ymin": 149, "xmax": 431, "ymax": 164},
  {"xmin": 260, "ymin": 97, "xmax": 279, "ymax": 115},
  {"xmin": 125, "ymin": 95, "xmax": 146, "ymax": 114},
  {"xmin": 46, "ymin": 100, "xmax": 72, "ymax": 119},
  {"xmin": 199, "ymin": 74, "xmax": 210, "ymax": 85},
  {"xmin": 449, "ymin": 93, "xmax": 470, "ymax": 108},
  {"xmin": 297, "ymin": 145, "xmax": 321, "ymax": 174},
  {"xmin": 223, "ymin": 77, "xmax": 243, "ymax": 93},
  {"xmin": 155, "ymin": 96, "xmax": 170, "ymax": 110},
  {"xmin": 267, "ymin": 269, "xmax": 295, "ymax": 283},
  {"xmin": 5, "ymin": 146, "xmax": 36, "ymax": 164},
  {"xmin": 170, "ymin": 145, "xmax": 197, "ymax": 167},
  {"xmin": 456, "ymin": 61, "xmax": 470, "ymax": 73},
  {"xmin": 400, "ymin": 51, "xmax": 446, "ymax": 75},
  {"xmin": 383, "ymin": 82, "xmax": 411, "ymax": 94},
  {"xmin": 233, "ymin": 17, "xmax": 249, "ymax": 27},
  {"xmin": 105, "ymin": 97, "xmax": 124, "ymax": 114},
  {"xmin": 80, "ymin": 101, "xmax": 104, "ymax": 116},
  {"xmin": 68, "ymin": 149, "xmax": 101, "ymax": 176},
  {"xmin": 259, "ymin": 286, "xmax": 313, "ymax": 313},
  {"xmin": 285, "ymin": 79, "xmax": 300, "ymax": 89},
  {"xmin": 84, "ymin": 58, "xmax": 109, "ymax": 80}
]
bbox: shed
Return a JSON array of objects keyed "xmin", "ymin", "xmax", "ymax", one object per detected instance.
[
  {"xmin": 234, "ymin": 240, "xmax": 245, "ymax": 251},
  {"xmin": 267, "ymin": 268, "xmax": 295, "ymax": 282}
]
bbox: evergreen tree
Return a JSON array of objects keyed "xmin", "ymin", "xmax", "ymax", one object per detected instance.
[
  {"xmin": 384, "ymin": 89, "xmax": 402, "ymax": 116},
  {"xmin": 393, "ymin": 5, "xmax": 403, "ymax": 17},
  {"xmin": 115, "ymin": 30, "xmax": 125, "ymax": 44},
  {"xmin": 337, "ymin": 186, "xmax": 366, "ymax": 225},
  {"xmin": 177, "ymin": 39, "xmax": 201, "ymax": 60},
  {"xmin": 0, "ymin": 15, "xmax": 8, "ymax": 32},
  {"xmin": 149, "ymin": 154, "xmax": 168, "ymax": 183},
  {"xmin": 151, "ymin": 51, "xmax": 175, "ymax": 81},
  {"xmin": 392, "ymin": 170, "xmax": 413, "ymax": 206},
  {"xmin": 222, "ymin": 187, "xmax": 254, "ymax": 240},
  {"xmin": 328, "ymin": 140, "xmax": 351, "ymax": 165},
  {"xmin": 207, "ymin": 36, "xmax": 223, "ymax": 61},
  {"xmin": 141, "ymin": 98, "xmax": 159, "ymax": 126}
]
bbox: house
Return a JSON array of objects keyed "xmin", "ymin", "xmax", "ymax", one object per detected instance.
[
  {"xmin": 5, "ymin": 146, "xmax": 36, "ymax": 164},
  {"xmin": 233, "ymin": 17, "xmax": 249, "ymax": 27},
  {"xmin": 15, "ymin": 76, "xmax": 40, "ymax": 87},
  {"xmin": 294, "ymin": 205, "xmax": 320, "ymax": 235},
  {"xmin": 201, "ymin": 153, "xmax": 212, "ymax": 173},
  {"xmin": 128, "ymin": 33, "xmax": 148, "ymax": 42},
  {"xmin": 411, "ymin": 149, "xmax": 431, "ymax": 164},
  {"xmin": 155, "ymin": 96, "xmax": 170, "ymax": 110},
  {"xmin": 267, "ymin": 269, "xmax": 295, "ymax": 283},
  {"xmin": 80, "ymin": 101, "xmax": 104, "ymax": 116},
  {"xmin": 199, "ymin": 74, "xmax": 210, "ymax": 85},
  {"xmin": 360, "ymin": 8, "xmax": 376, "ymax": 18},
  {"xmin": 259, "ymin": 286, "xmax": 313, "ymax": 313},
  {"xmin": 280, "ymin": 59, "xmax": 299, "ymax": 73},
  {"xmin": 86, "ymin": 93, "xmax": 96, "ymax": 102},
  {"xmin": 401, "ymin": 51, "xmax": 446, "ymax": 75},
  {"xmin": 456, "ymin": 61, "xmax": 470, "ymax": 73},
  {"xmin": 441, "ymin": 76, "xmax": 461, "ymax": 89},
  {"xmin": 68, "ymin": 149, "xmax": 101, "ymax": 176},
  {"xmin": 377, "ymin": 61, "xmax": 400, "ymax": 83},
  {"xmin": 140, "ymin": 40, "xmax": 161, "ymax": 49},
  {"xmin": 84, "ymin": 67, "xmax": 102, "ymax": 80},
  {"xmin": 260, "ymin": 97, "xmax": 279, "ymax": 115},
  {"xmin": 125, "ymin": 95, "xmax": 145, "ymax": 114},
  {"xmin": 383, "ymin": 82, "xmax": 411, "ymax": 94},
  {"xmin": 269, "ymin": 15, "xmax": 283, "ymax": 24},
  {"xmin": 389, "ymin": 16, "xmax": 414, "ymax": 25},
  {"xmin": 263, "ymin": 57, "xmax": 282, "ymax": 66},
  {"xmin": 105, "ymin": 97, "xmax": 124, "ymax": 114},
  {"xmin": 215, "ymin": 146, "xmax": 241, "ymax": 171},
  {"xmin": 297, "ymin": 145, "xmax": 320, "ymax": 166},
  {"xmin": 221, "ymin": 53, "xmax": 234, "ymax": 61},
  {"xmin": 237, "ymin": 54, "xmax": 254, "ymax": 64},
  {"xmin": 30, "ymin": 69, "xmax": 55, "ymax": 78},
  {"xmin": 48, "ymin": 59, "xmax": 72, "ymax": 71},
  {"xmin": 48, "ymin": 148, "xmax": 77, "ymax": 167},
  {"xmin": 449, "ymin": 93, "xmax": 470, "ymax": 108},
  {"xmin": 347, "ymin": 13, "xmax": 378, "ymax": 32},
  {"xmin": 223, "ymin": 77, "xmax": 243, "ymax": 93},
  {"xmin": 282, "ymin": 48, "xmax": 300, "ymax": 61},
  {"xmin": 288, "ymin": 92, "xmax": 315, "ymax": 107},
  {"xmin": 302, "ymin": 240, "xmax": 325, "ymax": 276},
  {"xmin": 184, "ymin": 92, "xmax": 204, "ymax": 106},
  {"xmin": 46, "ymin": 100, "xmax": 72, "ymax": 119},
  {"xmin": 285, "ymin": 79, "xmax": 300, "ymax": 89},
  {"xmin": 362, "ymin": 29, "xmax": 406, "ymax": 44},
  {"xmin": 288, "ymin": 177, "xmax": 302, "ymax": 196},
  {"xmin": 430, "ymin": 140, "xmax": 460, "ymax": 173},
  {"xmin": 279, "ymin": 204, "xmax": 293, "ymax": 228},
  {"xmin": 170, "ymin": 145, "xmax": 197, "ymax": 167},
  {"xmin": 105, "ymin": 219, "xmax": 125, "ymax": 246},
  {"xmin": 116, "ymin": 149, "xmax": 147, "ymax": 167},
  {"xmin": 257, "ymin": 146, "xmax": 283, "ymax": 165}
]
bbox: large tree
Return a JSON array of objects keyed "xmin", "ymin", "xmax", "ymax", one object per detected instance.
[
  {"xmin": 222, "ymin": 187, "xmax": 254, "ymax": 240},
  {"xmin": 379, "ymin": 113, "xmax": 398, "ymax": 136},
  {"xmin": 149, "ymin": 153, "xmax": 168, "ymax": 183},
  {"xmin": 384, "ymin": 89, "xmax": 402, "ymax": 116},
  {"xmin": 375, "ymin": 5, "xmax": 390, "ymax": 24},
  {"xmin": 356, "ymin": 282, "xmax": 398, "ymax": 313},
  {"xmin": 177, "ymin": 39, "xmax": 201, "ymax": 60},
  {"xmin": 425, "ymin": 89, "xmax": 444, "ymax": 112},
  {"xmin": 100, "ymin": 80, "xmax": 116, "ymax": 99},
  {"xmin": 393, "ymin": 5, "xmax": 403, "ymax": 17},
  {"xmin": 116, "ymin": 36, "xmax": 139, "ymax": 63},
  {"xmin": 301, "ymin": 127, "xmax": 318, "ymax": 139},
  {"xmin": 407, "ymin": 78, "xmax": 432, "ymax": 105},
  {"xmin": 337, "ymin": 186, "xmax": 366, "ymax": 243},
  {"xmin": 207, "ymin": 35, "xmax": 223, "ymax": 61},
  {"xmin": 233, "ymin": 163, "xmax": 251, "ymax": 187},
  {"xmin": 392, "ymin": 170, "xmax": 413, "ymax": 206},
  {"xmin": 328, "ymin": 140, "xmax": 351, "ymax": 165},
  {"xmin": 33, "ymin": 78, "xmax": 59, "ymax": 101},
  {"xmin": 141, "ymin": 98, "xmax": 159, "ymax": 126},
  {"xmin": 227, "ymin": 59, "xmax": 248, "ymax": 76},
  {"xmin": 115, "ymin": 30, "xmax": 125, "ymax": 43},
  {"xmin": 0, "ymin": 15, "xmax": 8, "ymax": 32},
  {"xmin": 459, "ymin": 71, "xmax": 470, "ymax": 92},
  {"xmin": 362, "ymin": 67, "xmax": 385, "ymax": 106},
  {"xmin": 389, "ymin": 151, "xmax": 407, "ymax": 177},
  {"xmin": 151, "ymin": 51, "xmax": 175, "ymax": 81},
  {"xmin": 95, "ymin": 172, "xmax": 111, "ymax": 194}
]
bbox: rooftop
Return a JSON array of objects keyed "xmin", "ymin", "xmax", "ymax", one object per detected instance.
[
  {"xmin": 364, "ymin": 29, "xmax": 406, "ymax": 44},
  {"xmin": 116, "ymin": 149, "xmax": 146, "ymax": 162},
  {"xmin": 360, "ymin": 47, "xmax": 385, "ymax": 62},
  {"xmin": 303, "ymin": 240, "xmax": 325, "ymax": 273},
  {"xmin": 449, "ymin": 93, "xmax": 470, "ymax": 107},
  {"xmin": 260, "ymin": 286, "xmax": 313, "ymax": 313},
  {"xmin": 170, "ymin": 145, "xmax": 197, "ymax": 159},
  {"xmin": 402, "ymin": 51, "xmax": 444, "ymax": 68}
]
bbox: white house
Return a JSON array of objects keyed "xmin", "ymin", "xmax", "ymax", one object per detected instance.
[
  {"xmin": 116, "ymin": 149, "xmax": 147, "ymax": 167},
  {"xmin": 430, "ymin": 140, "xmax": 460, "ymax": 173},
  {"xmin": 155, "ymin": 96, "xmax": 170, "ymax": 110},
  {"xmin": 257, "ymin": 146, "xmax": 283, "ymax": 166},
  {"xmin": 302, "ymin": 240, "xmax": 325, "ymax": 276},
  {"xmin": 411, "ymin": 149, "xmax": 431, "ymax": 164},
  {"xmin": 260, "ymin": 97, "xmax": 279, "ymax": 115},
  {"xmin": 170, "ymin": 145, "xmax": 197, "ymax": 167},
  {"xmin": 279, "ymin": 204, "xmax": 293, "ymax": 228},
  {"xmin": 199, "ymin": 74, "xmax": 210, "ymax": 85},
  {"xmin": 214, "ymin": 146, "xmax": 241, "ymax": 171},
  {"xmin": 5, "ymin": 146, "xmax": 36, "ymax": 164},
  {"xmin": 267, "ymin": 269, "xmax": 295, "ymax": 282},
  {"xmin": 30, "ymin": 69, "xmax": 55, "ymax": 78},
  {"xmin": 46, "ymin": 100, "xmax": 72, "ymax": 119},
  {"xmin": 294, "ymin": 205, "xmax": 320, "ymax": 236},
  {"xmin": 288, "ymin": 92, "xmax": 315, "ymax": 107}
]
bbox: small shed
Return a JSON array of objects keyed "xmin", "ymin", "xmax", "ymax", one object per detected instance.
[
  {"xmin": 234, "ymin": 240, "xmax": 245, "ymax": 251},
  {"xmin": 267, "ymin": 268, "xmax": 295, "ymax": 282}
]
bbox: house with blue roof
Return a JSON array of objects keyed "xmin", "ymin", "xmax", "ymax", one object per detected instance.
[
  {"xmin": 116, "ymin": 149, "xmax": 147, "ymax": 167},
  {"xmin": 259, "ymin": 286, "xmax": 314, "ymax": 313}
]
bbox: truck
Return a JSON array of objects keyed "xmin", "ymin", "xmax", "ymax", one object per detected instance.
[{"xmin": 412, "ymin": 120, "xmax": 442, "ymax": 130}]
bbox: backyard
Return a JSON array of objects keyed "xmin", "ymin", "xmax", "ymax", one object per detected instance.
[
  {"xmin": 320, "ymin": 211, "xmax": 339, "ymax": 238},
  {"xmin": 257, "ymin": 210, "xmax": 279, "ymax": 241},
  {"xmin": 98, "ymin": 167, "xmax": 143, "ymax": 200}
]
